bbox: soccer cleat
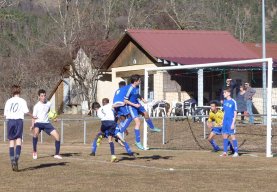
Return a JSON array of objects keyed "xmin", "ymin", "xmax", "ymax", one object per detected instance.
[
  {"xmin": 135, "ymin": 142, "xmax": 144, "ymax": 150},
  {"xmin": 96, "ymin": 135, "xmax": 103, "ymax": 147},
  {"xmin": 90, "ymin": 152, "xmax": 95, "ymax": 156},
  {"xmin": 54, "ymin": 155, "xmax": 63, "ymax": 159},
  {"xmin": 111, "ymin": 155, "xmax": 118, "ymax": 163},
  {"xmin": 149, "ymin": 127, "xmax": 161, "ymax": 132},
  {"xmin": 220, "ymin": 152, "xmax": 228, "ymax": 157},
  {"xmin": 32, "ymin": 152, "xmax": 38, "ymax": 160},
  {"xmin": 11, "ymin": 161, "xmax": 18, "ymax": 172},
  {"xmin": 232, "ymin": 152, "xmax": 239, "ymax": 157}
]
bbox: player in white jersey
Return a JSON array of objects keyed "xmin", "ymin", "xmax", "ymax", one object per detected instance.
[
  {"xmin": 91, "ymin": 98, "xmax": 134, "ymax": 162},
  {"xmin": 31, "ymin": 89, "xmax": 62, "ymax": 160},
  {"xmin": 4, "ymin": 85, "xmax": 33, "ymax": 171}
]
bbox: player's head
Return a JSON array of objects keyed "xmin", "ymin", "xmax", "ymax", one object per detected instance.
[
  {"xmin": 11, "ymin": 85, "xmax": 21, "ymax": 96},
  {"xmin": 102, "ymin": 98, "xmax": 109, "ymax": 106},
  {"xmin": 130, "ymin": 74, "xmax": 141, "ymax": 86},
  {"xmin": 118, "ymin": 81, "xmax": 126, "ymax": 88},
  {"xmin": 92, "ymin": 102, "xmax": 101, "ymax": 110},
  {"xmin": 223, "ymin": 87, "xmax": 231, "ymax": 99},
  {"xmin": 38, "ymin": 89, "xmax": 47, "ymax": 103},
  {"xmin": 209, "ymin": 100, "xmax": 219, "ymax": 112}
]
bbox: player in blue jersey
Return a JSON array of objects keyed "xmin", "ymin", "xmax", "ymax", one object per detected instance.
[
  {"xmin": 90, "ymin": 98, "xmax": 135, "ymax": 161},
  {"xmin": 113, "ymin": 81, "xmax": 132, "ymax": 135},
  {"xmin": 124, "ymin": 74, "xmax": 160, "ymax": 150},
  {"xmin": 220, "ymin": 87, "xmax": 239, "ymax": 157},
  {"xmin": 207, "ymin": 101, "xmax": 234, "ymax": 153}
]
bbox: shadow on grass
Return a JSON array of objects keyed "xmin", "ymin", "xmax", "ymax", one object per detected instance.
[
  {"xmin": 20, "ymin": 162, "xmax": 69, "ymax": 172},
  {"xmin": 60, "ymin": 152, "xmax": 81, "ymax": 157},
  {"xmin": 119, "ymin": 153, "xmax": 173, "ymax": 162}
]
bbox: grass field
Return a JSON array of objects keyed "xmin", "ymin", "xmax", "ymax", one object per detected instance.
[{"xmin": 0, "ymin": 115, "xmax": 277, "ymax": 192}]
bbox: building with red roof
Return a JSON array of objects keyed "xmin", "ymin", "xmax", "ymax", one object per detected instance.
[{"xmin": 100, "ymin": 29, "xmax": 268, "ymax": 110}]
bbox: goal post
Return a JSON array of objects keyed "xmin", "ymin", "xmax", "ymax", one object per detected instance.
[{"xmin": 143, "ymin": 58, "xmax": 273, "ymax": 157}]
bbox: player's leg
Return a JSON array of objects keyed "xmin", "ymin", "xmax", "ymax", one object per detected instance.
[
  {"xmin": 128, "ymin": 106, "xmax": 144, "ymax": 150},
  {"xmin": 32, "ymin": 126, "xmax": 40, "ymax": 160},
  {"xmin": 119, "ymin": 115, "xmax": 132, "ymax": 134},
  {"xmin": 108, "ymin": 136, "xmax": 118, "ymax": 162},
  {"xmin": 141, "ymin": 107, "xmax": 160, "ymax": 132},
  {"xmin": 7, "ymin": 119, "xmax": 18, "ymax": 171},
  {"xmin": 49, "ymin": 126, "xmax": 62, "ymax": 159},
  {"xmin": 117, "ymin": 106, "xmax": 132, "ymax": 134},
  {"xmin": 230, "ymin": 134, "xmax": 239, "ymax": 157},
  {"xmin": 133, "ymin": 117, "xmax": 145, "ymax": 150},
  {"xmin": 115, "ymin": 132, "xmax": 134, "ymax": 156},
  {"xmin": 90, "ymin": 132, "xmax": 103, "ymax": 156},
  {"xmin": 221, "ymin": 133, "xmax": 229, "ymax": 157},
  {"xmin": 207, "ymin": 131, "xmax": 220, "ymax": 152}
]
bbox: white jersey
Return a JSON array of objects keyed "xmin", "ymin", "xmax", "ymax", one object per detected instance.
[
  {"xmin": 33, "ymin": 101, "xmax": 52, "ymax": 123},
  {"xmin": 4, "ymin": 96, "xmax": 29, "ymax": 119},
  {"xmin": 97, "ymin": 103, "xmax": 115, "ymax": 121}
]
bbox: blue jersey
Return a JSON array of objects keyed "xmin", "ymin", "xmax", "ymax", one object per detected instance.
[
  {"xmin": 124, "ymin": 84, "xmax": 140, "ymax": 104},
  {"xmin": 223, "ymin": 99, "xmax": 237, "ymax": 121},
  {"xmin": 113, "ymin": 86, "xmax": 128, "ymax": 106}
]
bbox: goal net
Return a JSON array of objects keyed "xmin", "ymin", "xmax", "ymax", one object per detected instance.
[{"xmin": 142, "ymin": 58, "xmax": 274, "ymax": 157}]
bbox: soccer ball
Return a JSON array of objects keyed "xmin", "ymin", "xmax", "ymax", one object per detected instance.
[{"xmin": 48, "ymin": 110, "xmax": 58, "ymax": 120}]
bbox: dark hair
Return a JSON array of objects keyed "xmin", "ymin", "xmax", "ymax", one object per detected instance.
[
  {"xmin": 130, "ymin": 74, "xmax": 141, "ymax": 84},
  {"xmin": 119, "ymin": 81, "xmax": 126, "ymax": 88},
  {"xmin": 92, "ymin": 102, "xmax": 101, "ymax": 110},
  {"xmin": 38, "ymin": 89, "xmax": 46, "ymax": 96},
  {"xmin": 224, "ymin": 87, "xmax": 231, "ymax": 93},
  {"xmin": 209, "ymin": 100, "xmax": 219, "ymax": 106},
  {"xmin": 102, "ymin": 98, "xmax": 109, "ymax": 105},
  {"xmin": 11, "ymin": 85, "xmax": 21, "ymax": 96}
]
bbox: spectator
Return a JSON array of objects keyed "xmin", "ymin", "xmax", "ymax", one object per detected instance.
[
  {"xmin": 244, "ymin": 82, "xmax": 256, "ymax": 124},
  {"xmin": 236, "ymin": 85, "xmax": 247, "ymax": 123}
]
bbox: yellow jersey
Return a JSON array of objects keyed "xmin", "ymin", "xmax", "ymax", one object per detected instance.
[{"xmin": 207, "ymin": 110, "xmax": 224, "ymax": 127}]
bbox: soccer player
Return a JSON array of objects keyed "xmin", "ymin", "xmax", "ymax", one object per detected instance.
[
  {"xmin": 124, "ymin": 74, "xmax": 160, "ymax": 150},
  {"xmin": 207, "ymin": 101, "xmax": 234, "ymax": 153},
  {"xmin": 4, "ymin": 85, "xmax": 34, "ymax": 171},
  {"xmin": 113, "ymin": 81, "xmax": 132, "ymax": 136},
  {"xmin": 31, "ymin": 89, "xmax": 62, "ymax": 160},
  {"xmin": 91, "ymin": 98, "xmax": 133, "ymax": 162},
  {"xmin": 220, "ymin": 87, "xmax": 239, "ymax": 157}
]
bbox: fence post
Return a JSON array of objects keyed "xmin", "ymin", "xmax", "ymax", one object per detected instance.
[
  {"xmin": 61, "ymin": 119, "xmax": 64, "ymax": 144},
  {"xmin": 40, "ymin": 131, "xmax": 43, "ymax": 143},
  {"xmin": 203, "ymin": 119, "xmax": 206, "ymax": 139},
  {"xmin": 162, "ymin": 116, "xmax": 165, "ymax": 144},
  {"xmin": 4, "ymin": 120, "xmax": 6, "ymax": 142},
  {"xmin": 84, "ymin": 120, "xmax": 86, "ymax": 144}
]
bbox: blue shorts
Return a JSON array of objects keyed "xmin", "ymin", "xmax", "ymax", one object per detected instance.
[
  {"xmin": 128, "ymin": 105, "xmax": 146, "ymax": 118},
  {"xmin": 101, "ymin": 121, "xmax": 116, "ymax": 137},
  {"xmin": 7, "ymin": 119, "xmax": 23, "ymax": 140},
  {"xmin": 211, "ymin": 127, "xmax": 222, "ymax": 135},
  {"xmin": 222, "ymin": 120, "xmax": 236, "ymax": 135},
  {"xmin": 34, "ymin": 123, "xmax": 55, "ymax": 135},
  {"xmin": 114, "ymin": 106, "xmax": 129, "ymax": 117}
]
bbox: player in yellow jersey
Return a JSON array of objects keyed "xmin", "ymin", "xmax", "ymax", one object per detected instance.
[{"xmin": 207, "ymin": 101, "xmax": 234, "ymax": 153}]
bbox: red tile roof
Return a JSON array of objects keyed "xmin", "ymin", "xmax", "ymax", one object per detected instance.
[
  {"xmin": 102, "ymin": 29, "xmax": 259, "ymax": 69},
  {"xmin": 127, "ymin": 29, "xmax": 258, "ymax": 64},
  {"xmin": 244, "ymin": 43, "xmax": 277, "ymax": 62}
]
